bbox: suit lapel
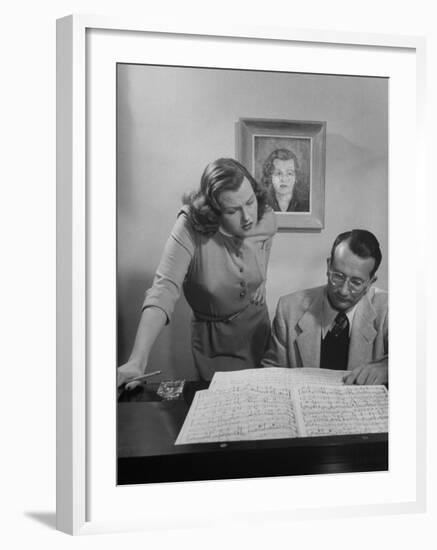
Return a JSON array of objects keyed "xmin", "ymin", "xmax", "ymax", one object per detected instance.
[
  {"xmin": 347, "ymin": 291, "xmax": 377, "ymax": 369},
  {"xmin": 296, "ymin": 289, "xmax": 324, "ymax": 368}
]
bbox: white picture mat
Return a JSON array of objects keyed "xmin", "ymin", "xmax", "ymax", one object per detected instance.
[{"xmin": 84, "ymin": 27, "xmax": 423, "ymax": 532}]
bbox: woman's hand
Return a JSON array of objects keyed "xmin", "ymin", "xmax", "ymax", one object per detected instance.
[
  {"xmin": 251, "ymin": 281, "xmax": 266, "ymax": 306},
  {"xmin": 117, "ymin": 307, "xmax": 167, "ymax": 390},
  {"xmin": 117, "ymin": 360, "xmax": 144, "ymax": 389}
]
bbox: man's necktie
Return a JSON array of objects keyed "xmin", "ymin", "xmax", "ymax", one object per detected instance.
[{"xmin": 320, "ymin": 312, "xmax": 350, "ymax": 370}]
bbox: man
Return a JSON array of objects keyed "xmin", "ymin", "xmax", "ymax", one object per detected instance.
[{"xmin": 263, "ymin": 229, "xmax": 388, "ymax": 385}]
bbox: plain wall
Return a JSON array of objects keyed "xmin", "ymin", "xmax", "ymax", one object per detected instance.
[{"xmin": 117, "ymin": 65, "xmax": 388, "ymax": 380}]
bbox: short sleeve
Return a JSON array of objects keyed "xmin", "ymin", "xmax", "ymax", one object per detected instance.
[{"xmin": 142, "ymin": 211, "xmax": 196, "ymax": 323}]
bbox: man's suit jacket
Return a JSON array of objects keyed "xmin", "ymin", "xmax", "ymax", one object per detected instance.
[{"xmin": 263, "ymin": 285, "xmax": 388, "ymax": 370}]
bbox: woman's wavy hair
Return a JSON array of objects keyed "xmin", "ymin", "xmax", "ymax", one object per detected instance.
[
  {"xmin": 261, "ymin": 148, "xmax": 300, "ymax": 189},
  {"xmin": 183, "ymin": 158, "xmax": 268, "ymax": 235}
]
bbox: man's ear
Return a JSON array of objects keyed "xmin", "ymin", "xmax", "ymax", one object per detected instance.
[
  {"xmin": 364, "ymin": 275, "xmax": 377, "ymax": 294},
  {"xmin": 326, "ymin": 258, "xmax": 331, "ymax": 273}
]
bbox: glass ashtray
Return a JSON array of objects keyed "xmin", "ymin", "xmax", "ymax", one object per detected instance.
[{"xmin": 156, "ymin": 380, "xmax": 185, "ymax": 400}]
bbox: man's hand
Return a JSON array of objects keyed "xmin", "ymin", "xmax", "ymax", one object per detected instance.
[
  {"xmin": 343, "ymin": 359, "xmax": 388, "ymax": 386},
  {"xmin": 251, "ymin": 282, "xmax": 266, "ymax": 305},
  {"xmin": 117, "ymin": 360, "xmax": 144, "ymax": 389}
]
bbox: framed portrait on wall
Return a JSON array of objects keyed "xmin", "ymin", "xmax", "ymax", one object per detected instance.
[{"xmin": 237, "ymin": 118, "xmax": 326, "ymax": 230}]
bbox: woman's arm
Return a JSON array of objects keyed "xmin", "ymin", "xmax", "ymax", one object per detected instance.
[
  {"xmin": 245, "ymin": 208, "xmax": 277, "ymax": 239},
  {"xmin": 117, "ymin": 306, "xmax": 167, "ymax": 386},
  {"xmin": 250, "ymin": 236, "xmax": 273, "ymax": 305},
  {"xmin": 117, "ymin": 212, "xmax": 195, "ymax": 387}
]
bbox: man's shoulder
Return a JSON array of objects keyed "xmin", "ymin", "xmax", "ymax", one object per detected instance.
[
  {"xmin": 276, "ymin": 286, "xmax": 324, "ymax": 316},
  {"xmin": 366, "ymin": 286, "xmax": 388, "ymax": 310},
  {"xmin": 363, "ymin": 286, "xmax": 388, "ymax": 320}
]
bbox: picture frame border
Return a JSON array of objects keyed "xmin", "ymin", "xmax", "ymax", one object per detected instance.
[{"xmin": 56, "ymin": 14, "xmax": 427, "ymax": 535}]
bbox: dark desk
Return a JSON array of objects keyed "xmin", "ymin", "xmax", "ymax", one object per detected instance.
[{"xmin": 117, "ymin": 382, "xmax": 388, "ymax": 485}]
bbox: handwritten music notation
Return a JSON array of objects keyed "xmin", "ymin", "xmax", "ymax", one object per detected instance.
[
  {"xmin": 175, "ymin": 388, "xmax": 298, "ymax": 444},
  {"xmin": 297, "ymin": 385, "xmax": 388, "ymax": 437},
  {"xmin": 209, "ymin": 367, "xmax": 348, "ymax": 392},
  {"xmin": 175, "ymin": 368, "xmax": 388, "ymax": 445}
]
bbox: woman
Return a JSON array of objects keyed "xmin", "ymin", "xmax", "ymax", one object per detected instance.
[
  {"xmin": 117, "ymin": 158, "xmax": 277, "ymax": 385},
  {"xmin": 262, "ymin": 148, "xmax": 309, "ymax": 212}
]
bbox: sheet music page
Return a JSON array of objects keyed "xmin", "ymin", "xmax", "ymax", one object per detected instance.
[
  {"xmin": 175, "ymin": 387, "xmax": 298, "ymax": 445},
  {"xmin": 287, "ymin": 367, "xmax": 348, "ymax": 386},
  {"xmin": 294, "ymin": 385, "xmax": 388, "ymax": 437},
  {"xmin": 245, "ymin": 388, "xmax": 298, "ymax": 440},
  {"xmin": 209, "ymin": 367, "xmax": 348, "ymax": 393},
  {"xmin": 209, "ymin": 367, "xmax": 295, "ymax": 391}
]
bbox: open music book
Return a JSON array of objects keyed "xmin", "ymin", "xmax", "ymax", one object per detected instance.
[{"xmin": 175, "ymin": 367, "xmax": 388, "ymax": 445}]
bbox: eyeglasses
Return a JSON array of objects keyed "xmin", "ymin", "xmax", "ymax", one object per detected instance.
[
  {"xmin": 272, "ymin": 170, "xmax": 296, "ymax": 178},
  {"xmin": 328, "ymin": 269, "xmax": 369, "ymax": 293}
]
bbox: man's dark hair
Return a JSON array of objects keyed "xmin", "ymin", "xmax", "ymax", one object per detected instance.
[{"xmin": 330, "ymin": 229, "xmax": 382, "ymax": 277}]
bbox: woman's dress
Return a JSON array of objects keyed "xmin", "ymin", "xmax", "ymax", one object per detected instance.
[{"xmin": 143, "ymin": 208, "xmax": 273, "ymax": 380}]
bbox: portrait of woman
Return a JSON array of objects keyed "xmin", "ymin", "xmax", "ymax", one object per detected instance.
[
  {"xmin": 117, "ymin": 157, "xmax": 277, "ymax": 385},
  {"xmin": 261, "ymin": 148, "xmax": 310, "ymax": 213}
]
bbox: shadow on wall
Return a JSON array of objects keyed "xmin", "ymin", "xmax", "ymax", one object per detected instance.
[
  {"xmin": 25, "ymin": 512, "xmax": 56, "ymax": 530},
  {"xmin": 117, "ymin": 270, "xmax": 198, "ymax": 382}
]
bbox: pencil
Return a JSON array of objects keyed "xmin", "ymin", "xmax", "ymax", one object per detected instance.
[{"xmin": 129, "ymin": 370, "xmax": 162, "ymax": 383}]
